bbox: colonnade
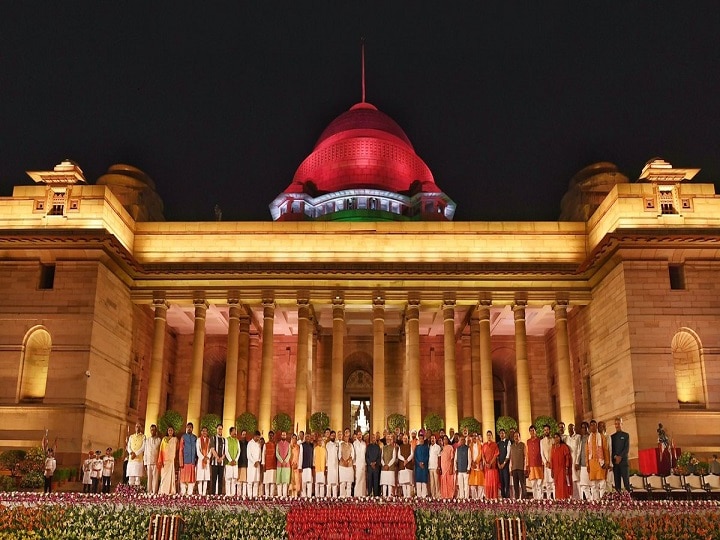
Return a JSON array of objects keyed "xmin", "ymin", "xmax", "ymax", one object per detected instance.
[{"xmin": 143, "ymin": 295, "xmax": 576, "ymax": 438}]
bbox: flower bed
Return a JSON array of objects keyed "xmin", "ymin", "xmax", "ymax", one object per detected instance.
[
  {"xmin": 0, "ymin": 489, "xmax": 718, "ymax": 539},
  {"xmin": 287, "ymin": 499, "xmax": 414, "ymax": 539}
]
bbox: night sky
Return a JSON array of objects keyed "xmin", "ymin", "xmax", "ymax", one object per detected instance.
[{"xmin": 2, "ymin": 3, "xmax": 719, "ymax": 222}]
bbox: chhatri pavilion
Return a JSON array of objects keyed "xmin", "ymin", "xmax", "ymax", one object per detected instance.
[{"xmin": 1, "ymin": 92, "xmax": 719, "ymax": 469}]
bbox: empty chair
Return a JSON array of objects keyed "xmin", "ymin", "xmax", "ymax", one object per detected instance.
[
  {"xmin": 645, "ymin": 474, "xmax": 665, "ymax": 496},
  {"xmin": 664, "ymin": 474, "xmax": 687, "ymax": 498},
  {"xmin": 629, "ymin": 474, "xmax": 647, "ymax": 491},
  {"xmin": 684, "ymin": 474, "xmax": 706, "ymax": 496},
  {"xmin": 704, "ymin": 474, "xmax": 720, "ymax": 493}
]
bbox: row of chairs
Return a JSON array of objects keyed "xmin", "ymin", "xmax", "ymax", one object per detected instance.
[{"xmin": 630, "ymin": 473, "xmax": 720, "ymax": 497}]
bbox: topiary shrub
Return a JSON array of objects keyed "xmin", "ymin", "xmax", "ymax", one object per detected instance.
[
  {"xmin": 271, "ymin": 412, "xmax": 292, "ymax": 434},
  {"xmin": 533, "ymin": 415, "xmax": 559, "ymax": 436},
  {"xmin": 19, "ymin": 471, "xmax": 43, "ymax": 489},
  {"xmin": 423, "ymin": 413, "xmax": 444, "ymax": 434},
  {"xmin": 0, "ymin": 449, "xmax": 26, "ymax": 477},
  {"xmin": 496, "ymin": 416, "xmax": 518, "ymax": 434},
  {"xmin": 19, "ymin": 448, "xmax": 45, "ymax": 475},
  {"xmin": 235, "ymin": 412, "xmax": 258, "ymax": 434},
  {"xmin": 387, "ymin": 413, "xmax": 407, "ymax": 433},
  {"xmin": 200, "ymin": 413, "xmax": 222, "ymax": 433},
  {"xmin": 0, "ymin": 474, "xmax": 15, "ymax": 492},
  {"xmin": 459, "ymin": 417, "xmax": 482, "ymax": 435},
  {"xmin": 158, "ymin": 410, "xmax": 184, "ymax": 435},
  {"xmin": 309, "ymin": 412, "xmax": 330, "ymax": 435}
]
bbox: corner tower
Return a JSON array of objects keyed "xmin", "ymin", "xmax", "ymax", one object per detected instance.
[{"xmin": 269, "ymin": 100, "xmax": 456, "ymax": 221}]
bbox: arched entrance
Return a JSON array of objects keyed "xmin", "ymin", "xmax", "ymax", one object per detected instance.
[{"xmin": 345, "ymin": 369, "xmax": 372, "ymax": 433}]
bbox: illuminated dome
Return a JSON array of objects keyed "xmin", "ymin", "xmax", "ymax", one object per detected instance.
[{"xmin": 270, "ymin": 101, "xmax": 455, "ymax": 221}]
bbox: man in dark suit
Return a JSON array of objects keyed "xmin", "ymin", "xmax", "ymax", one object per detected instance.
[
  {"xmin": 611, "ymin": 417, "xmax": 630, "ymax": 492},
  {"xmin": 497, "ymin": 429, "xmax": 512, "ymax": 498},
  {"xmin": 365, "ymin": 432, "xmax": 382, "ymax": 496}
]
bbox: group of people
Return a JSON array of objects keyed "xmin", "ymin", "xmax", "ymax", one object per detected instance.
[
  {"xmin": 81, "ymin": 447, "xmax": 116, "ymax": 493},
  {"xmin": 87, "ymin": 415, "xmax": 629, "ymax": 501},
  {"xmin": 519, "ymin": 417, "xmax": 631, "ymax": 501}
]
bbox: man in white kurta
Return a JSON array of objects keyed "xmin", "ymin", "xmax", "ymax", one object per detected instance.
[
  {"xmin": 428, "ymin": 434, "xmax": 442, "ymax": 499},
  {"xmin": 566, "ymin": 423, "xmax": 581, "ymax": 499},
  {"xmin": 144, "ymin": 424, "xmax": 162, "ymax": 494},
  {"xmin": 353, "ymin": 431, "xmax": 368, "ymax": 497},
  {"xmin": 126, "ymin": 423, "xmax": 146, "ymax": 486},
  {"xmin": 325, "ymin": 431, "xmax": 340, "ymax": 497},
  {"xmin": 195, "ymin": 427, "xmax": 212, "ymax": 495},
  {"xmin": 339, "ymin": 432, "xmax": 356, "ymax": 498},
  {"xmin": 246, "ymin": 431, "xmax": 262, "ymax": 498},
  {"xmin": 540, "ymin": 424, "xmax": 554, "ymax": 499}
]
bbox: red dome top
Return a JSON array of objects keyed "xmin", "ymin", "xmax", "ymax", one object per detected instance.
[
  {"xmin": 283, "ymin": 102, "xmax": 440, "ymax": 195},
  {"xmin": 314, "ymin": 102, "xmax": 414, "ymax": 150}
]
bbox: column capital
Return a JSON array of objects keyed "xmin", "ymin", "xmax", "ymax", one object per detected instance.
[
  {"xmin": 373, "ymin": 302, "xmax": 385, "ymax": 321},
  {"xmin": 228, "ymin": 302, "xmax": 242, "ymax": 320},
  {"xmin": 227, "ymin": 297, "xmax": 240, "ymax": 306},
  {"xmin": 332, "ymin": 301, "xmax": 345, "ymax": 319},
  {"xmin": 513, "ymin": 300, "xmax": 527, "ymax": 321},
  {"xmin": 297, "ymin": 300, "xmax": 311, "ymax": 319},
  {"xmin": 238, "ymin": 313, "xmax": 251, "ymax": 332},
  {"xmin": 193, "ymin": 298, "xmax": 208, "ymax": 319},
  {"xmin": 406, "ymin": 300, "xmax": 420, "ymax": 321},
  {"xmin": 476, "ymin": 301, "xmax": 491, "ymax": 321},
  {"xmin": 372, "ymin": 294, "xmax": 385, "ymax": 307},
  {"xmin": 442, "ymin": 301, "xmax": 455, "ymax": 323},
  {"xmin": 262, "ymin": 300, "xmax": 276, "ymax": 320},
  {"xmin": 152, "ymin": 298, "xmax": 169, "ymax": 310},
  {"xmin": 553, "ymin": 300, "xmax": 569, "ymax": 320},
  {"xmin": 479, "ymin": 299, "xmax": 492, "ymax": 308}
]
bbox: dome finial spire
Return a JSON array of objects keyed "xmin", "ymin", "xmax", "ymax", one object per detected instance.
[{"xmin": 361, "ymin": 37, "xmax": 366, "ymax": 103}]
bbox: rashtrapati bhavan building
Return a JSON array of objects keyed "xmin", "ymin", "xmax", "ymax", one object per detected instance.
[{"xmin": 1, "ymin": 95, "xmax": 719, "ymax": 468}]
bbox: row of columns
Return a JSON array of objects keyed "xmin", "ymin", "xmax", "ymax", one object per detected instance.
[{"xmin": 143, "ymin": 296, "xmax": 576, "ymax": 438}]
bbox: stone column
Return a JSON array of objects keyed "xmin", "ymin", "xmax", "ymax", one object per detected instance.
[
  {"xmin": 247, "ymin": 333, "xmax": 261, "ymax": 416},
  {"xmin": 235, "ymin": 313, "xmax": 251, "ymax": 417},
  {"xmin": 478, "ymin": 300, "xmax": 495, "ymax": 436},
  {"xmin": 307, "ymin": 327, "xmax": 315, "ymax": 422},
  {"xmin": 372, "ymin": 298, "xmax": 385, "ymax": 433},
  {"xmin": 461, "ymin": 335, "xmax": 472, "ymax": 419},
  {"xmin": 258, "ymin": 300, "xmax": 275, "ymax": 433},
  {"xmin": 406, "ymin": 300, "xmax": 421, "ymax": 431},
  {"xmin": 553, "ymin": 300, "xmax": 576, "ymax": 426},
  {"xmin": 470, "ymin": 311, "xmax": 482, "ymax": 423},
  {"xmin": 294, "ymin": 300, "xmax": 310, "ymax": 433},
  {"xmin": 186, "ymin": 299, "xmax": 208, "ymax": 430},
  {"xmin": 222, "ymin": 300, "xmax": 240, "ymax": 431},
  {"xmin": 442, "ymin": 300, "xmax": 458, "ymax": 432},
  {"xmin": 330, "ymin": 299, "xmax": 345, "ymax": 430},
  {"xmin": 513, "ymin": 301, "xmax": 532, "ymax": 436},
  {"xmin": 145, "ymin": 299, "xmax": 168, "ymax": 436}
]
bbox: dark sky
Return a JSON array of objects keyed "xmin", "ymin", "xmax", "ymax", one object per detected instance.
[{"xmin": 2, "ymin": 3, "xmax": 719, "ymax": 222}]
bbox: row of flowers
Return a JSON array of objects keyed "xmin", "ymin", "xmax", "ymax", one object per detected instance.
[{"xmin": 0, "ymin": 490, "xmax": 719, "ymax": 539}]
